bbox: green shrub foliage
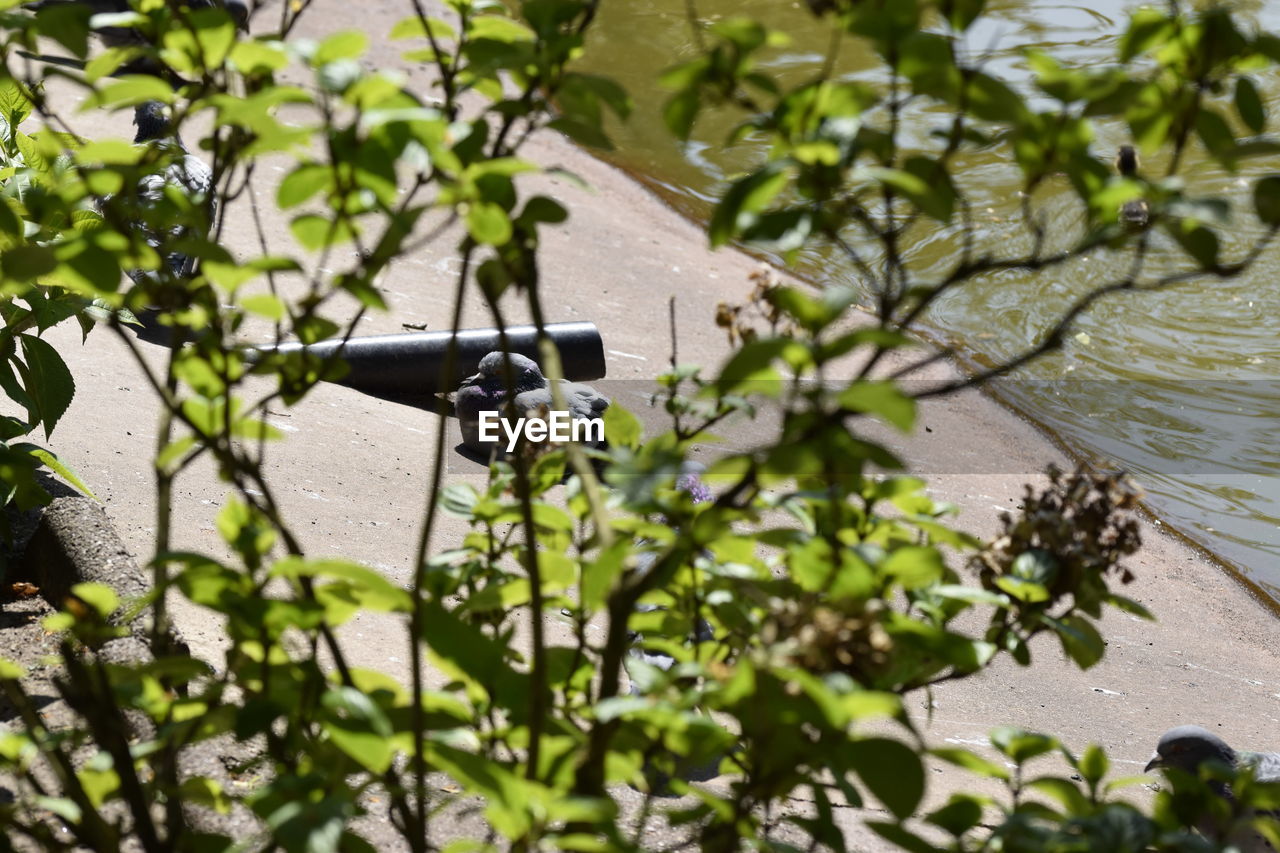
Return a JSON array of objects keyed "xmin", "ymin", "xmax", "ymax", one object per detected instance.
[{"xmin": 0, "ymin": 0, "xmax": 1274, "ymax": 850}]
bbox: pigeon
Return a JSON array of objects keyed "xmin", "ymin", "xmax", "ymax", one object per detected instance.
[
  {"xmin": 123, "ymin": 100, "xmax": 216, "ymax": 285},
  {"xmin": 454, "ymin": 351, "xmax": 609, "ymax": 455},
  {"xmin": 1114, "ymin": 145, "xmax": 1150, "ymax": 227},
  {"xmin": 1146, "ymin": 725, "xmax": 1280, "ymax": 851}
]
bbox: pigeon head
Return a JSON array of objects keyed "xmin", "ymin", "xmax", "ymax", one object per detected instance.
[
  {"xmin": 133, "ymin": 101, "xmax": 176, "ymax": 145},
  {"xmin": 1145, "ymin": 725, "xmax": 1237, "ymax": 775},
  {"xmin": 477, "ymin": 351, "xmax": 545, "ymax": 393}
]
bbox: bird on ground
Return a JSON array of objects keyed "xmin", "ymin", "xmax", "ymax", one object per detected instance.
[
  {"xmin": 1145, "ymin": 725, "xmax": 1280, "ymax": 851},
  {"xmin": 1114, "ymin": 144, "xmax": 1151, "ymax": 227},
  {"xmin": 123, "ymin": 100, "xmax": 216, "ymax": 284},
  {"xmin": 454, "ymin": 351, "xmax": 609, "ymax": 455}
]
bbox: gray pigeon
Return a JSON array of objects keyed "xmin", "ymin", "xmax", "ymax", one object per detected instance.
[
  {"xmin": 1115, "ymin": 145, "xmax": 1150, "ymax": 227},
  {"xmin": 124, "ymin": 100, "xmax": 216, "ymax": 285},
  {"xmin": 455, "ymin": 351, "xmax": 609, "ymax": 455},
  {"xmin": 1146, "ymin": 725, "xmax": 1280, "ymax": 851}
]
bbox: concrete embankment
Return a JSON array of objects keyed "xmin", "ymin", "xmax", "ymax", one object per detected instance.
[{"xmin": 21, "ymin": 0, "xmax": 1280, "ymax": 845}]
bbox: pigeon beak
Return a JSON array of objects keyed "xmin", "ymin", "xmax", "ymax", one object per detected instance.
[{"xmin": 1144, "ymin": 754, "xmax": 1162, "ymax": 773}]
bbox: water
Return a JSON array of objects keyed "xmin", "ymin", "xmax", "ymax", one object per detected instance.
[{"xmin": 582, "ymin": 0, "xmax": 1280, "ymax": 603}]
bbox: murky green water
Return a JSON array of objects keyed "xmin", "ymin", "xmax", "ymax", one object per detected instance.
[{"xmin": 583, "ymin": 0, "xmax": 1280, "ymax": 603}]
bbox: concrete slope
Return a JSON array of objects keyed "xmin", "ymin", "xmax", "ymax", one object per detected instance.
[{"xmin": 18, "ymin": 0, "xmax": 1280, "ymax": 844}]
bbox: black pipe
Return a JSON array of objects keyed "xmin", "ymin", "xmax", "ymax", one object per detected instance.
[{"xmin": 249, "ymin": 322, "xmax": 606, "ymax": 399}]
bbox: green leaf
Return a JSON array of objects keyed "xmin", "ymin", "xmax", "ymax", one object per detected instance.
[
  {"xmin": 713, "ymin": 338, "xmax": 788, "ymax": 394},
  {"xmin": 1028, "ymin": 776, "xmax": 1090, "ymax": 813},
  {"xmin": 241, "ymin": 294, "xmax": 286, "ymax": 320},
  {"xmin": 315, "ymin": 31, "xmax": 370, "ymax": 65},
  {"xmin": 21, "ymin": 445, "xmax": 96, "ymax": 499},
  {"xmin": 663, "ymin": 87, "xmax": 701, "ymax": 142},
  {"xmin": 35, "ymin": 796, "xmax": 81, "ymax": 825},
  {"xmin": 83, "ymin": 76, "xmax": 174, "ymax": 110},
  {"xmin": 0, "ymin": 79, "xmax": 32, "ymax": 129},
  {"xmin": 865, "ymin": 158, "xmax": 955, "ymax": 222},
  {"xmin": 0, "ymin": 657, "xmax": 25, "ymax": 679},
  {"xmin": 76, "ymin": 138, "xmax": 142, "ymax": 166},
  {"xmin": 439, "ymin": 483, "xmax": 478, "ymax": 518},
  {"xmin": 838, "ymin": 380, "xmax": 916, "ymax": 431},
  {"xmin": 1236, "ymin": 77, "xmax": 1266, "ymax": 134},
  {"xmin": 546, "ymin": 116, "xmax": 613, "ymax": 150},
  {"xmin": 159, "ymin": 8, "xmax": 235, "ymax": 73},
  {"xmin": 229, "ymin": 41, "xmax": 290, "ymax": 74},
  {"xmin": 518, "ymin": 196, "xmax": 567, "ymax": 225},
  {"xmin": 320, "ymin": 686, "xmax": 395, "ymax": 773},
  {"xmin": 465, "ymin": 201, "xmax": 512, "ymax": 245},
  {"xmin": 994, "ymin": 574, "xmax": 1050, "ymax": 603},
  {"xmin": 964, "ymin": 73, "xmax": 1027, "ymax": 123},
  {"xmin": 1011, "ymin": 548, "xmax": 1057, "ymax": 585},
  {"xmin": 929, "ymin": 747, "xmax": 1009, "ymax": 780},
  {"xmin": 1078, "ymin": 743, "xmax": 1109, "ymax": 787},
  {"xmin": 942, "ymin": 0, "xmax": 985, "ymax": 31},
  {"xmin": 602, "ymin": 404, "xmax": 641, "ymax": 450},
  {"xmin": 178, "ymin": 777, "xmax": 230, "ymax": 814},
  {"xmin": 1104, "ymin": 593, "xmax": 1154, "ymax": 620},
  {"xmin": 710, "ymin": 164, "xmax": 789, "ymax": 246},
  {"xmin": 866, "ymin": 822, "xmax": 937, "ymax": 853},
  {"xmin": 1167, "ymin": 221, "xmax": 1220, "ymax": 268},
  {"xmin": 278, "ymin": 163, "xmax": 332, "ymax": 208},
  {"xmin": 19, "ymin": 335, "xmax": 75, "ymax": 439},
  {"xmin": 560, "ymin": 72, "xmax": 632, "ymax": 122},
  {"xmin": 469, "ymin": 15, "xmax": 534, "ymax": 43},
  {"xmin": 1046, "ymin": 613, "xmax": 1106, "ymax": 669},
  {"xmin": 1196, "ymin": 108, "xmax": 1238, "ymax": 169},
  {"xmin": 882, "ymin": 546, "xmax": 944, "ymax": 589},
  {"xmin": 419, "ymin": 600, "xmax": 530, "ymax": 712},
  {"xmin": 849, "ymin": 738, "xmax": 924, "ymax": 820},
  {"xmin": 35, "ymin": 2, "xmax": 91, "ymax": 58},
  {"xmin": 272, "ymin": 557, "xmax": 412, "ymax": 614},
  {"xmin": 990, "ymin": 727, "xmax": 1058, "ymax": 764},
  {"xmin": 581, "ymin": 541, "xmax": 627, "ymax": 611},
  {"xmin": 291, "ymin": 214, "xmax": 357, "ymax": 250},
  {"xmin": 0, "ymin": 199, "xmax": 21, "ymax": 236},
  {"xmin": 1119, "ymin": 8, "xmax": 1172, "ymax": 61},
  {"xmin": 3, "ymin": 246, "xmax": 57, "ymax": 281},
  {"xmin": 71, "ymin": 581, "xmax": 118, "ymax": 617},
  {"xmin": 84, "ymin": 47, "xmax": 135, "ymax": 82},
  {"xmin": 390, "ymin": 15, "xmax": 457, "ymax": 41},
  {"xmin": 1254, "ymin": 175, "xmax": 1280, "ymax": 225},
  {"xmin": 77, "ymin": 757, "xmax": 120, "ymax": 809},
  {"xmin": 927, "ymin": 795, "xmax": 986, "ymax": 837}
]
